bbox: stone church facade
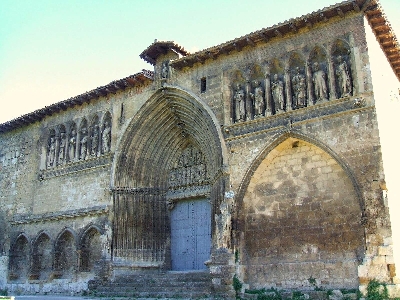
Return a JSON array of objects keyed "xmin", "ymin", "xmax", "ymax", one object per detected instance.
[{"xmin": 1, "ymin": 0, "xmax": 399, "ymax": 297}]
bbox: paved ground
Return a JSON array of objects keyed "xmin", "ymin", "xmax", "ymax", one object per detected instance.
[{"xmin": 12, "ymin": 297, "xmax": 194, "ymax": 300}]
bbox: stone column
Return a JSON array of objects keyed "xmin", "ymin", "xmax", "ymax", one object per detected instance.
[
  {"xmin": 264, "ymin": 64, "xmax": 272, "ymax": 117},
  {"xmin": 306, "ymin": 61, "xmax": 314, "ymax": 106},
  {"xmin": 55, "ymin": 133, "xmax": 60, "ymax": 167},
  {"xmin": 285, "ymin": 68, "xmax": 292, "ymax": 111},
  {"xmin": 245, "ymin": 79, "xmax": 252, "ymax": 121},
  {"xmin": 76, "ymin": 129, "xmax": 81, "ymax": 161},
  {"xmin": 327, "ymin": 54, "xmax": 337, "ymax": 100}
]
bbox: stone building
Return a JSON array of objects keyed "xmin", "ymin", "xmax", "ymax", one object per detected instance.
[{"xmin": 1, "ymin": 0, "xmax": 399, "ymax": 298}]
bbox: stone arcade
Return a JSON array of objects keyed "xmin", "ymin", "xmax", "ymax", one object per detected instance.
[{"xmin": 1, "ymin": 0, "xmax": 400, "ymax": 298}]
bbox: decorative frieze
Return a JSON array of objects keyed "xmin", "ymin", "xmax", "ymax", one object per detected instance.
[
  {"xmin": 225, "ymin": 96, "xmax": 367, "ymax": 140},
  {"xmin": 39, "ymin": 153, "xmax": 112, "ymax": 180},
  {"xmin": 11, "ymin": 205, "xmax": 109, "ymax": 225}
]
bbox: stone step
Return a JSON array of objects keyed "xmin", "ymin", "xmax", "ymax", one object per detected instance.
[
  {"xmin": 89, "ymin": 271, "xmax": 213, "ymax": 299},
  {"xmin": 92, "ymin": 290, "xmax": 213, "ymax": 299}
]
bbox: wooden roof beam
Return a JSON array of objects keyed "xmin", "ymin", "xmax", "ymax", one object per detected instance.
[
  {"xmin": 259, "ymin": 32, "xmax": 269, "ymax": 42},
  {"xmin": 274, "ymin": 29, "xmax": 282, "ymax": 38},
  {"xmin": 246, "ymin": 37, "xmax": 256, "ymax": 47},
  {"xmin": 206, "ymin": 51, "xmax": 217, "ymax": 60},
  {"xmin": 337, "ymin": 8, "xmax": 345, "ymax": 18},
  {"xmin": 353, "ymin": 2, "xmax": 361, "ymax": 12},
  {"xmin": 303, "ymin": 18, "xmax": 313, "ymax": 29},
  {"xmin": 289, "ymin": 22, "xmax": 298, "ymax": 33},
  {"xmin": 58, "ymin": 102, "xmax": 69, "ymax": 110}
]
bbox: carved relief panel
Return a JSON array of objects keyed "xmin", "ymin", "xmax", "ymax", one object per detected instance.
[
  {"xmin": 229, "ymin": 37, "xmax": 355, "ymax": 125},
  {"xmin": 42, "ymin": 112, "xmax": 112, "ymax": 177},
  {"xmin": 168, "ymin": 144, "xmax": 207, "ymax": 189}
]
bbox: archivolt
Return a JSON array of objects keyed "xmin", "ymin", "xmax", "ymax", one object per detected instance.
[
  {"xmin": 113, "ymin": 86, "xmax": 226, "ymax": 189},
  {"xmin": 235, "ymin": 131, "xmax": 364, "ymax": 213}
]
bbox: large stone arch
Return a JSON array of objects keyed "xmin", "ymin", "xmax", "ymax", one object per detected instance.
[
  {"xmin": 235, "ymin": 132, "xmax": 365, "ymax": 289},
  {"xmin": 112, "ymin": 86, "xmax": 227, "ymax": 271}
]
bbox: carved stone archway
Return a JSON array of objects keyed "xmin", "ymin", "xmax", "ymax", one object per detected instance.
[{"xmin": 112, "ymin": 86, "xmax": 227, "ymax": 271}]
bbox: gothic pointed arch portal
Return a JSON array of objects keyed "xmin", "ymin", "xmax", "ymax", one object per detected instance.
[
  {"xmin": 112, "ymin": 87, "xmax": 226, "ymax": 271},
  {"xmin": 236, "ymin": 136, "xmax": 365, "ymax": 289}
]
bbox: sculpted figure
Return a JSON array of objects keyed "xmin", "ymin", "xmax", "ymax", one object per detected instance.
[
  {"xmin": 251, "ymin": 80, "xmax": 265, "ymax": 118},
  {"xmin": 271, "ymin": 74, "xmax": 285, "ymax": 112},
  {"xmin": 312, "ymin": 62, "xmax": 328, "ymax": 102},
  {"xmin": 80, "ymin": 128, "xmax": 88, "ymax": 160},
  {"xmin": 234, "ymin": 83, "xmax": 245, "ymax": 122},
  {"xmin": 58, "ymin": 132, "xmax": 66, "ymax": 165},
  {"xmin": 47, "ymin": 136, "xmax": 56, "ymax": 168},
  {"xmin": 161, "ymin": 61, "xmax": 169, "ymax": 79},
  {"xmin": 102, "ymin": 121, "xmax": 111, "ymax": 153},
  {"xmin": 91, "ymin": 124, "xmax": 99, "ymax": 157},
  {"xmin": 292, "ymin": 67, "xmax": 306, "ymax": 108},
  {"xmin": 336, "ymin": 55, "xmax": 352, "ymax": 97},
  {"xmin": 68, "ymin": 129, "xmax": 76, "ymax": 162}
]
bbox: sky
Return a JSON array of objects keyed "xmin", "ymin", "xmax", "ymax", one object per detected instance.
[{"xmin": 0, "ymin": 0, "xmax": 399, "ymax": 124}]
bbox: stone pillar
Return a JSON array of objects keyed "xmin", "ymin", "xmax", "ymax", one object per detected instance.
[
  {"xmin": 285, "ymin": 68, "xmax": 292, "ymax": 111},
  {"xmin": 245, "ymin": 79, "xmax": 252, "ymax": 121},
  {"xmin": 264, "ymin": 64, "xmax": 272, "ymax": 117},
  {"xmin": 208, "ymin": 249, "xmax": 236, "ymax": 299},
  {"xmin": 306, "ymin": 61, "xmax": 314, "ymax": 106},
  {"xmin": 76, "ymin": 129, "xmax": 81, "ymax": 161},
  {"xmin": 327, "ymin": 54, "xmax": 337, "ymax": 100},
  {"xmin": 0, "ymin": 255, "xmax": 8, "ymax": 288}
]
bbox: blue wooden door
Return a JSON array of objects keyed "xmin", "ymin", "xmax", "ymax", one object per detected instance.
[{"xmin": 171, "ymin": 198, "xmax": 211, "ymax": 271}]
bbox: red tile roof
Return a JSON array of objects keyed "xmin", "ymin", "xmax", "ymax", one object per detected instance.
[{"xmin": 0, "ymin": 71, "xmax": 153, "ymax": 133}]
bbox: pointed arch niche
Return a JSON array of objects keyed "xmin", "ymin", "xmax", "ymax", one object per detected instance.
[
  {"xmin": 112, "ymin": 87, "xmax": 226, "ymax": 270},
  {"xmin": 31, "ymin": 232, "xmax": 52, "ymax": 280},
  {"xmin": 8, "ymin": 234, "xmax": 30, "ymax": 282},
  {"xmin": 237, "ymin": 136, "xmax": 364, "ymax": 289}
]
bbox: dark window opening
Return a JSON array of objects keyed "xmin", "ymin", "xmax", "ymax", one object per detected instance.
[{"xmin": 201, "ymin": 77, "xmax": 206, "ymax": 93}]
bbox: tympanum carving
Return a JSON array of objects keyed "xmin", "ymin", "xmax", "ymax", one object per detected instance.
[{"xmin": 168, "ymin": 145, "xmax": 207, "ymax": 189}]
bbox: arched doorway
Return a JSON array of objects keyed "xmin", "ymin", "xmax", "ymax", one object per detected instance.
[
  {"xmin": 112, "ymin": 87, "xmax": 226, "ymax": 271},
  {"xmin": 168, "ymin": 144, "xmax": 212, "ymax": 271}
]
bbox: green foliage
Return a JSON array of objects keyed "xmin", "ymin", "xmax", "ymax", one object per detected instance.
[
  {"xmin": 233, "ymin": 274, "xmax": 243, "ymax": 293},
  {"xmin": 308, "ymin": 276, "xmax": 317, "ymax": 286},
  {"xmin": 245, "ymin": 288, "xmax": 266, "ymax": 294},
  {"xmin": 292, "ymin": 291, "xmax": 307, "ymax": 300},
  {"xmin": 257, "ymin": 288, "xmax": 282, "ymax": 300},
  {"xmin": 366, "ymin": 279, "xmax": 389, "ymax": 300},
  {"xmin": 235, "ymin": 250, "xmax": 240, "ymax": 263},
  {"xmin": 0, "ymin": 289, "xmax": 8, "ymax": 296}
]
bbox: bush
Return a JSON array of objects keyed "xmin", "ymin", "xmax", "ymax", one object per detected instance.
[{"xmin": 366, "ymin": 279, "xmax": 389, "ymax": 300}]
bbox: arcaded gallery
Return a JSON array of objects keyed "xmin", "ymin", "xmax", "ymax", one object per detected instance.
[{"xmin": 1, "ymin": 0, "xmax": 400, "ymax": 298}]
